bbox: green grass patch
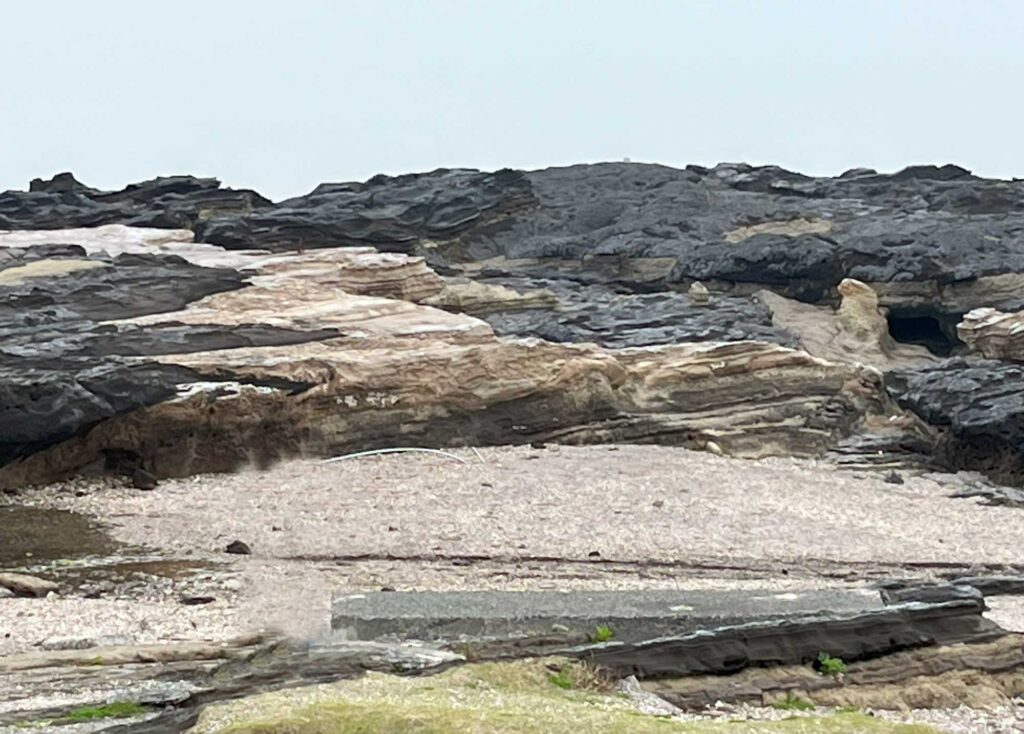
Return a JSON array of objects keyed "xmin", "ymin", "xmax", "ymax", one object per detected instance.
[
  {"xmin": 548, "ymin": 671, "xmax": 574, "ymax": 690},
  {"xmin": 591, "ymin": 624, "xmax": 616, "ymax": 643},
  {"xmin": 65, "ymin": 702, "xmax": 149, "ymax": 721},
  {"xmin": 816, "ymin": 652, "xmax": 848, "ymax": 677},
  {"xmin": 193, "ymin": 659, "xmax": 942, "ymax": 734}
]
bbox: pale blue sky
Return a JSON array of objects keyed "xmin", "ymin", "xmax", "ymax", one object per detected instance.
[{"xmin": 1, "ymin": 0, "xmax": 1021, "ymax": 200}]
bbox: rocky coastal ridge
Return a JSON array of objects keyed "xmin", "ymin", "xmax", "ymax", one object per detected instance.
[{"xmin": 1, "ymin": 161, "xmax": 1022, "ymax": 487}]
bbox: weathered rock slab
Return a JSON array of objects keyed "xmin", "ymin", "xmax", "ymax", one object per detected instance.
[
  {"xmin": 331, "ymin": 588, "xmax": 887, "ymax": 645},
  {"xmin": 574, "ymin": 598, "xmax": 1003, "ymax": 679}
]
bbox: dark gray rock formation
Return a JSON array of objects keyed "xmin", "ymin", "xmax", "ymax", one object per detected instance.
[
  {"xmin": 8, "ymin": 163, "xmax": 1024, "ymax": 312},
  {"xmin": 195, "ymin": 168, "xmax": 535, "ymax": 253},
  {"xmin": 574, "ymin": 597, "xmax": 1002, "ymax": 679},
  {"xmin": 886, "ymin": 359, "xmax": 1024, "ymax": 483},
  {"xmin": 330, "ymin": 588, "xmax": 887, "ymax": 646},
  {"xmin": 3, "ymin": 161, "xmax": 1024, "ymax": 483},
  {"xmin": 0, "ymin": 173, "xmax": 269, "ymax": 231},
  {"xmin": 478, "ymin": 277, "xmax": 798, "ymax": 348}
]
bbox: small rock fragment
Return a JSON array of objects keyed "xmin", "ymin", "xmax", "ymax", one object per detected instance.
[
  {"xmin": 884, "ymin": 471, "xmax": 905, "ymax": 485},
  {"xmin": 225, "ymin": 540, "xmax": 252, "ymax": 555},
  {"xmin": 132, "ymin": 468, "xmax": 159, "ymax": 491},
  {"xmin": 0, "ymin": 572, "xmax": 59, "ymax": 598},
  {"xmin": 688, "ymin": 281, "xmax": 711, "ymax": 306},
  {"xmin": 181, "ymin": 595, "xmax": 217, "ymax": 605}
]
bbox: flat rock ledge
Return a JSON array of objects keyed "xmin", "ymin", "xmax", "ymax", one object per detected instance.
[{"xmin": 2, "ymin": 585, "xmax": 1021, "ymax": 731}]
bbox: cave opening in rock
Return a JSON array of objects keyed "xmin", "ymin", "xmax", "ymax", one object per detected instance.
[{"xmin": 886, "ymin": 311, "xmax": 962, "ymax": 356}]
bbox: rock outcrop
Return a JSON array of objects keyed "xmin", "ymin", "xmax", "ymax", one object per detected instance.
[
  {"xmin": 958, "ymin": 307, "xmax": 1024, "ymax": 361},
  {"xmin": 886, "ymin": 359, "xmax": 1024, "ymax": 483},
  {"xmin": 0, "ymin": 222, "xmax": 905, "ymax": 486},
  {"xmin": 3, "ymin": 160, "xmax": 1024, "ymax": 484},
  {"xmin": 0, "ymin": 173, "xmax": 269, "ymax": 231},
  {"xmin": 757, "ymin": 278, "xmax": 936, "ymax": 371}
]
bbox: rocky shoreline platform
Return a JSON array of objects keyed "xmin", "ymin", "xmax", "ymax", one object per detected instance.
[{"xmin": 3, "ymin": 162, "xmax": 1024, "ymax": 732}]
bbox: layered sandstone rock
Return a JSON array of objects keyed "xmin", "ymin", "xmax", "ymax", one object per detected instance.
[
  {"xmin": 0, "ymin": 224, "xmax": 903, "ymax": 486},
  {"xmin": 958, "ymin": 307, "xmax": 1024, "ymax": 361},
  {"xmin": 4, "ymin": 160, "xmax": 1024, "ymax": 485},
  {"xmin": 757, "ymin": 279, "xmax": 936, "ymax": 372}
]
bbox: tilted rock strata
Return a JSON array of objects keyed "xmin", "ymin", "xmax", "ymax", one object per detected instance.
[
  {"xmin": 0, "ymin": 225, "xmax": 901, "ymax": 485},
  {"xmin": 0, "ymin": 335, "xmax": 891, "ymax": 486},
  {"xmin": 4, "ymin": 156, "xmax": 1024, "ymax": 482},
  {"xmin": 574, "ymin": 596, "xmax": 1003, "ymax": 679},
  {"xmin": 646, "ymin": 633, "xmax": 1024, "ymax": 710}
]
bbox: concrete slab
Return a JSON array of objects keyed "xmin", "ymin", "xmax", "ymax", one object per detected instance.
[{"xmin": 330, "ymin": 588, "xmax": 884, "ymax": 643}]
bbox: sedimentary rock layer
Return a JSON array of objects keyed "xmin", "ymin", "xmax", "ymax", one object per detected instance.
[
  {"xmin": 576, "ymin": 597, "xmax": 1002, "ymax": 678},
  {"xmin": 958, "ymin": 307, "xmax": 1024, "ymax": 361},
  {"xmin": 4, "ymin": 160, "xmax": 1024, "ymax": 483},
  {"xmin": 0, "ymin": 224, "xmax": 903, "ymax": 486}
]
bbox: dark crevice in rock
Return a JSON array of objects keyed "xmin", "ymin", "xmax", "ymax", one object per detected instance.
[{"xmin": 886, "ymin": 310, "xmax": 964, "ymax": 357}]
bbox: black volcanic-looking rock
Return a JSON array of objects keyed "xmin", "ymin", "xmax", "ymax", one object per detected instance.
[
  {"xmin": 6, "ymin": 162, "xmax": 1024, "ymax": 310},
  {"xmin": 479, "ymin": 277, "xmax": 798, "ymax": 348},
  {"xmin": 0, "ymin": 173, "xmax": 270, "ymax": 231},
  {"xmin": 3, "ymin": 161, "xmax": 1024, "ymax": 484},
  {"xmin": 194, "ymin": 168, "xmax": 536, "ymax": 252},
  {"xmin": 886, "ymin": 359, "xmax": 1024, "ymax": 482}
]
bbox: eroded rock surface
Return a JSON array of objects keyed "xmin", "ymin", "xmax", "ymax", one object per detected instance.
[
  {"xmin": 3, "ymin": 161, "xmax": 1024, "ymax": 483},
  {"xmin": 0, "ymin": 172, "xmax": 269, "ymax": 231},
  {"xmin": 887, "ymin": 359, "xmax": 1024, "ymax": 483},
  {"xmin": 958, "ymin": 307, "xmax": 1024, "ymax": 361}
]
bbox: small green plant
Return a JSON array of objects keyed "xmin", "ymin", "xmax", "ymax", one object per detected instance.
[
  {"xmin": 771, "ymin": 692, "xmax": 815, "ymax": 711},
  {"xmin": 65, "ymin": 702, "xmax": 148, "ymax": 721},
  {"xmin": 816, "ymin": 652, "xmax": 848, "ymax": 677},
  {"xmin": 549, "ymin": 671, "xmax": 574, "ymax": 690},
  {"xmin": 591, "ymin": 624, "xmax": 615, "ymax": 643}
]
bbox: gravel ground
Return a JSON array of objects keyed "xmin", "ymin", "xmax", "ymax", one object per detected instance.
[
  {"xmin": 7, "ymin": 445, "xmax": 1024, "ymax": 643},
  {"xmin": 24, "ymin": 444, "xmax": 1024, "ymax": 567},
  {"xmin": 5, "ymin": 445, "xmax": 1024, "ymax": 732}
]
